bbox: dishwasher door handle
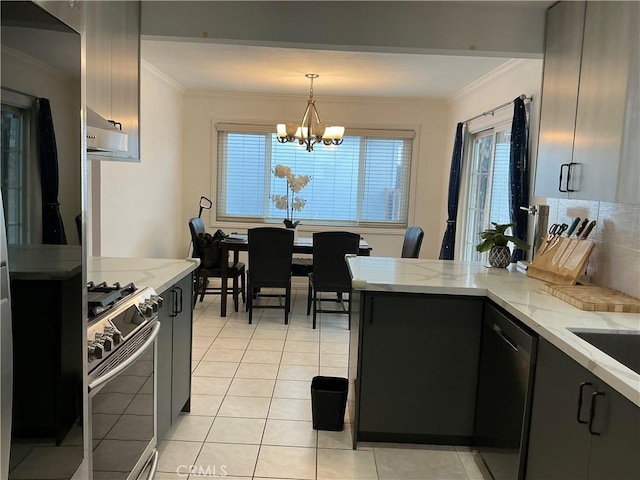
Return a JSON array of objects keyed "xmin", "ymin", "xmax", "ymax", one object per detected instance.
[{"xmin": 492, "ymin": 324, "xmax": 519, "ymax": 352}]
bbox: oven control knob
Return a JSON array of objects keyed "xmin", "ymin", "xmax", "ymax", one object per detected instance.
[
  {"xmin": 88, "ymin": 341, "xmax": 103, "ymax": 360},
  {"xmin": 146, "ymin": 299, "xmax": 159, "ymax": 313},
  {"xmin": 95, "ymin": 332, "xmax": 112, "ymax": 352},
  {"xmin": 151, "ymin": 295, "xmax": 163, "ymax": 308},
  {"xmin": 143, "ymin": 300, "xmax": 153, "ymax": 318},
  {"xmin": 138, "ymin": 302, "xmax": 153, "ymax": 318},
  {"xmin": 104, "ymin": 326, "xmax": 122, "ymax": 345}
]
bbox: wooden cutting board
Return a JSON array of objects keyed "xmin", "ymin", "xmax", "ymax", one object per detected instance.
[{"xmin": 543, "ymin": 284, "xmax": 640, "ymax": 313}]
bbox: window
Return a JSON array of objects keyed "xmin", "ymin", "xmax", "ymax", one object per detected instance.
[
  {"xmin": 216, "ymin": 124, "xmax": 413, "ymax": 227},
  {"xmin": 460, "ymin": 123, "xmax": 512, "ymax": 261},
  {"xmin": 1, "ymin": 103, "xmax": 29, "ymax": 244}
]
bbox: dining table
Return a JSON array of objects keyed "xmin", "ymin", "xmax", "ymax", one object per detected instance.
[{"xmin": 219, "ymin": 234, "xmax": 372, "ymax": 317}]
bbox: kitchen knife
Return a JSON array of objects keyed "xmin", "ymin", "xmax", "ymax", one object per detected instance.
[
  {"xmin": 565, "ymin": 217, "xmax": 581, "ymax": 237},
  {"xmin": 580, "ymin": 220, "xmax": 597, "ymax": 240},
  {"xmin": 573, "ymin": 218, "xmax": 590, "ymax": 238}
]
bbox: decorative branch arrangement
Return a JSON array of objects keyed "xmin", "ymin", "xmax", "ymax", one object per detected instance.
[{"xmin": 271, "ymin": 164, "xmax": 311, "ymax": 228}]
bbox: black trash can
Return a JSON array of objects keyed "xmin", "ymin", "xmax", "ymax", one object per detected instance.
[{"xmin": 311, "ymin": 376, "xmax": 348, "ymax": 431}]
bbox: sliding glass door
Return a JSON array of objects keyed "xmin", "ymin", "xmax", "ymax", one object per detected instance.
[{"xmin": 461, "ymin": 124, "xmax": 511, "ymax": 261}]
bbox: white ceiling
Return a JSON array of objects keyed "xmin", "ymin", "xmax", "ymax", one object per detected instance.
[{"xmin": 141, "ymin": 40, "xmax": 512, "ymax": 99}]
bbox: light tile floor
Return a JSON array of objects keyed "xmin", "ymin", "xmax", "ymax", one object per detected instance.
[{"xmin": 156, "ymin": 288, "xmax": 492, "ymax": 480}]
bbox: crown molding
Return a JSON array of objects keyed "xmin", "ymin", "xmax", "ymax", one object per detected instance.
[
  {"xmin": 1, "ymin": 45, "xmax": 69, "ymax": 79},
  {"xmin": 184, "ymin": 88, "xmax": 447, "ymax": 106},
  {"xmin": 141, "ymin": 59, "xmax": 187, "ymax": 93},
  {"xmin": 447, "ymin": 59, "xmax": 538, "ymax": 103}
]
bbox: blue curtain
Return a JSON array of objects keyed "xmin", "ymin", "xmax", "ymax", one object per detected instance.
[
  {"xmin": 509, "ymin": 96, "xmax": 529, "ymax": 262},
  {"xmin": 439, "ymin": 122, "xmax": 464, "ymax": 260},
  {"xmin": 37, "ymin": 98, "xmax": 67, "ymax": 245}
]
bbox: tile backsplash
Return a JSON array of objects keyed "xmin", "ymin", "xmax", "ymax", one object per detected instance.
[{"xmin": 544, "ymin": 198, "xmax": 640, "ymax": 299}]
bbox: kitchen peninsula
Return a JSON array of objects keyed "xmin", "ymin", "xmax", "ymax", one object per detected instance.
[{"xmin": 347, "ymin": 256, "xmax": 640, "ymax": 479}]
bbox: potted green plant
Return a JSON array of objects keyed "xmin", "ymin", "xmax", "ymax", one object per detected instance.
[{"xmin": 476, "ymin": 222, "xmax": 530, "ymax": 268}]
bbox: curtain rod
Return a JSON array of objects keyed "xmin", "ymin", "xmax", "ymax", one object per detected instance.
[
  {"xmin": 1, "ymin": 86, "xmax": 39, "ymax": 100},
  {"xmin": 462, "ymin": 94, "xmax": 532, "ymax": 125}
]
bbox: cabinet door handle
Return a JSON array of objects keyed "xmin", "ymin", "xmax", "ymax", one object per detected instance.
[
  {"xmin": 588, "ymin": 391, "xmax": 605, "ymax": 435},
  {"xmin": 492, "ymin": 324, "xmax": 518, "ymax": 351},
  {"xmin": 175, "ymin": 286, "xmax": 183, "ymax": 314},
  {"xmin": 577, "ymin": 381, "xmax": 592, "ymax": 424},
  {"xmin": 559, "ymin": 162, "xmax": 578, "ymax": 193},
  {"xmin": 559, "ymin": 163, "xmax": 569, "ymax": 192},
  {"xmin": 170, "ymin": 288, "xmax": 177, "ymax": 318},
  {"xmin": 368, "ymin": 296, "xmax": 374, "ymax": 324},
  {"xmin": 566, "ymin": 162, "xmax": 577, "ymax": 192}
]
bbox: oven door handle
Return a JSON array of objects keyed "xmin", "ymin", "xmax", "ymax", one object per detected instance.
[
  {"xmin": 88, "ymin": 320, "xmax": 161, "ymax": 392},
  {"xmin": 140, "ymin": 450, "xmax": 159, "ymax": 479}
]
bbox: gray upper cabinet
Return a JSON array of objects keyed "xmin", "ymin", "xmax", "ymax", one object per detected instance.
[
  {"xmin": 572, "ymin": 1, "xmax": 638, "ymax": 204},
  {"xmin": 534, "ymin": 1, "xmax": 584, "ymax": 199},
  {"xmin": 86, "ymin": 1, "xmax": 140, "ymax": 161},
  {"xmin": 535, "ymin": 1, "xmax": 639, "ymax": 204}
]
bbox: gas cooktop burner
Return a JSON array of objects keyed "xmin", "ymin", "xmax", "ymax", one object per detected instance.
[{"xmin": 87, "ymin": 281, "xmax": 137, "ymax": 319}]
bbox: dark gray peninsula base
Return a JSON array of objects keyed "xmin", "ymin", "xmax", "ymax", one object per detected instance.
[
  {"xmin": 350, "ymin": 291, "xmax": 483, "ymax": 446},
  {"xmin": 346, "ymin": 257, "xmax": 640, "ymax": 480}
]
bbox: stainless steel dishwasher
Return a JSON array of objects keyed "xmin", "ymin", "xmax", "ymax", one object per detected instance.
[{"xmin": 474, "ymin": 302, "xmax": 537, "ymax": 480}]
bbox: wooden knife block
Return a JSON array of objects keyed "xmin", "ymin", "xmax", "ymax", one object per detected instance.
[{"xmin": 526, "ymin": 238, "xmax": 595, "ymax": 285}]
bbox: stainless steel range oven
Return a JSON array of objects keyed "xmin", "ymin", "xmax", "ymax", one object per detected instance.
[{"xmin": 87, "ymin": 284, "xmax": 163, "ymax": 480}]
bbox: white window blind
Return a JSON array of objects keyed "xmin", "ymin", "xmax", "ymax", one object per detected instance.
[{"xmin": 216, "ymin": 124, "xmax": 413, "ymax": 227}]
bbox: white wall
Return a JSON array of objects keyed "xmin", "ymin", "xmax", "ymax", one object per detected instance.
[
  {"xmin": 181, "ymin": 91, "xmax": 450, "ymax": 258},
  {"xmin": 444, "ymin": 59, "xmax": 544, "ymax": 259},
  {"xmin": 98, "ymin": 61, "xmax": 185, "ymax": 258}
]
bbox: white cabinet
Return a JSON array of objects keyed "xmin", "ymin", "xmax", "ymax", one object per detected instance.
[
  {"xmin": 535, "ymin": 1, "xmax": 639, "ymax": 204},
  {"xmin": 86, "ymin": 1, "xmax": 140, "ymax": 161}
]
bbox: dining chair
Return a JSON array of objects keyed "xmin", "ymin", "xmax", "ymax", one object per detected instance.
[
  {"xmin": 188, "ymin": 217, "xmax": 246, "ymax": 311},
  {"xmin": 401, "ymin": 226, "xmax": 424, "ymax": 258},
  {"xmin": 246, "ymin": 227, "xmax": 295, "ymax": 325},
  {"xmin": 307, "ymin": 231, "xmax": 360, "ymax": 329}
]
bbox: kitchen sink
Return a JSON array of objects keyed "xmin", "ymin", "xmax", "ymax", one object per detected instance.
[{"xmin": 569, "ymin": 328, "xmax": 640, "ymax": 375}]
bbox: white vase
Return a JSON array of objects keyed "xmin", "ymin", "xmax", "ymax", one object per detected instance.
[{"xmin": 286, "ymin": 226, "xmax": 299, "ymax": 242}]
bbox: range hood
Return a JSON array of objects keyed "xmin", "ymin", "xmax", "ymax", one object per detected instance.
[{"xmin": 86, "ymin": 108, "xmax": 128, "ymax": 154}]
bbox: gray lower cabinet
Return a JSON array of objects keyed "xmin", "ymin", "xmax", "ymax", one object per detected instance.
[
  {"xmin": 526, "ymin": 338, "xmax": 640, "ymax": 479},
  {"xmin": 355, "ymin": 292, "xmax": 483, "ymax": 444},
  {"xmin": 157, "ymin": 273, "xmax": 193, "ymax": 441}
]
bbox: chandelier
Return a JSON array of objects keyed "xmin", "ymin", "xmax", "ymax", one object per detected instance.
[{"xmin": 277, "ymin": 73, "xmax": 344, "ymax": 152}]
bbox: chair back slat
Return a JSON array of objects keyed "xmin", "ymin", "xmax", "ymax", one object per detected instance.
[
  {"xmin": 401, "ymin": 226, "xmax": 424, "ymax": 258},
  {"xmin": 189, "ymin": 217, "xmax": 206, "ymax": 258},
  {"xmin": 248, "ymin": 227, "xmax": 294, "ymax": 286},
  {"xmin": 312, "ymin": 231, "xmax": 360, "ymax": 290}
]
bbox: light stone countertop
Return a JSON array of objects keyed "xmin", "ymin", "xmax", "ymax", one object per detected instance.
[
  {"xmin": 8, "ymin": 245, "xmax": 82, "ymax": 280},
  {"xmin": 88, "ymin": 256, "xmax": 199, "ymax": 294},
  {"xmin": 347, "ymin": 256, "xmax": 640, "ymax": 407}
]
